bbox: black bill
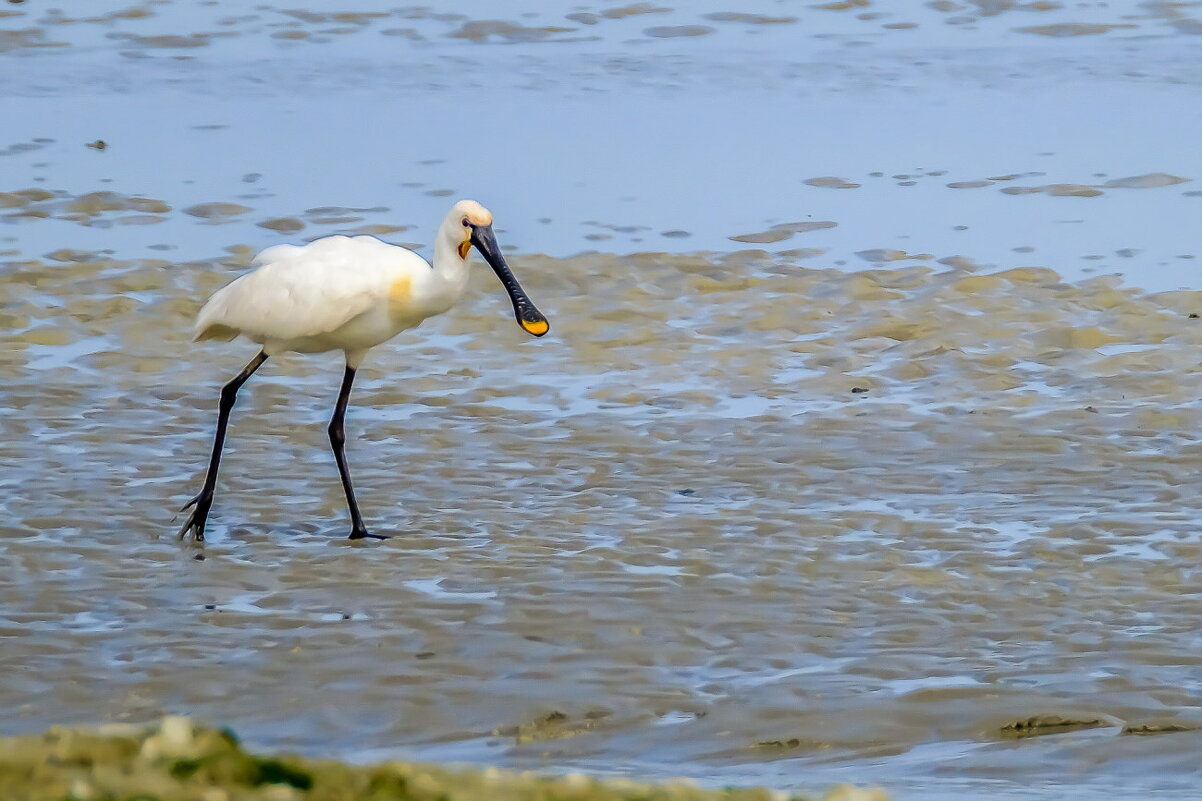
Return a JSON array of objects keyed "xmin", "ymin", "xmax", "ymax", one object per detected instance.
[{"xmin": 470, "ymin": 223, "xmax": 550, "ymax": 337}]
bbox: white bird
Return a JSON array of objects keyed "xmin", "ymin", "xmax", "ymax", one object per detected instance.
[{"xmin": 177, "ymin": 199, "xmax": 549, "ymax": 542}]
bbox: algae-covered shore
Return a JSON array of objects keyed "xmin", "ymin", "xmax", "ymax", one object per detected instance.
[{"xmin": 0, "ymin": 717, "xmax": 886, "ymax": 801}]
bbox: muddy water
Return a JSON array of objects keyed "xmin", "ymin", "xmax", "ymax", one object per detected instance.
[
  {"xmin": 6, "ymin": 252, "xmax": 1202, "ymax": 799},
  {"xmin": 4, "ymin": 3, "xmax": 1202, "ymax": 801}
]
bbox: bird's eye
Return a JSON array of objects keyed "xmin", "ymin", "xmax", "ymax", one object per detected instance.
[{"xmin": 462, "ymin": 217, "xmax": 470, "ymax": 227}]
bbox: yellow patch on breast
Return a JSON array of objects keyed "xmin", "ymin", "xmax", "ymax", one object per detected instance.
[{"xmin": 388, "ymin": 274, "xmax": 413, "ymax": 309}]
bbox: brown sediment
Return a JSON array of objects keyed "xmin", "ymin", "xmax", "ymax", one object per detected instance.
[
  {"xmin": 803, "ymin": 178, "xmax": 861, "ymax": 190},
  {"xmin": 184, "ymin": 202, "xmax": 254, "ymax": 219},
  {"xmin": 1121, "ymin": 722, "xmax": 1202, "ymax": 736},
  {"xmin": 999, "ymin": 714, "xmax": 1116, "ymax": 739}
]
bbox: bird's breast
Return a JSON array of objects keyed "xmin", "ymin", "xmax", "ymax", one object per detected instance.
[
  {"xmin": 386, "ymin": 271, "xmax": 447, "ymax": 327},
  {"xmin": 391, "ymin": 268, "xmax": 462, "ymax": 320},
  {"xmin": 388, "ymin": 274, "xmax": 415, "ymax": 310}
]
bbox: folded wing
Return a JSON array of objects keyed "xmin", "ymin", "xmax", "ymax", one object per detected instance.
[{"xmin": 194, "ymin": 236, "xmax": 414, "ymax": 344}]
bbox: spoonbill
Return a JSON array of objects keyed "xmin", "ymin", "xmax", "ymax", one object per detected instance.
[{"xmin": 176, "ymin": 200, "xmax": 549, "ymax": 542}]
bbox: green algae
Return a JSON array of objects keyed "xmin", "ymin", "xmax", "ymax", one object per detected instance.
[{"xmin": 0, "ymin": 717, "xmax": 882, "ymax": 801}]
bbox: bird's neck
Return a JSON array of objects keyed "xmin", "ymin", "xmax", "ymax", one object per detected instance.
[{"xmin": 431, "ymin": 233, "xmax": 471, "ymax": 296}]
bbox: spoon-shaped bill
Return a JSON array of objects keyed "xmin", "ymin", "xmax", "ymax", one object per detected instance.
[{"xmin": 470, "ymin": 224, "xmax": 549, "ymax": 337}]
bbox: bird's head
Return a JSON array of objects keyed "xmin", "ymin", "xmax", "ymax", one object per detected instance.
[
  {"xmin": 449, "ymin": 200, "xmax": 494, "ymax": 260},
  {"xmin": 444, "ymin": 199, "xmax": 549, "ymax": 338}
]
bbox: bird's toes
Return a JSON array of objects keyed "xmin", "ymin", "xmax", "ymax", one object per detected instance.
[
  {"xmin": 175, "ymin": 509, "xmax": 207, "ymax": 542},
  {"xmin": 348, "ymin": 530, "xmax": 390, "ymax": 541},
  {"xmin": 176, "ymin": 493, "xmax": 201, "ymax": 515}
]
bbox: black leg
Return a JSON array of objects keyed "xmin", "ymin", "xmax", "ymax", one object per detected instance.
[
  {"xmin": 177, "ymin": 351, "xmax": 268, "ymax": 541},
  {"xmin": 329, "ymin": 364, "xmax": 386, "ymax": 540}
]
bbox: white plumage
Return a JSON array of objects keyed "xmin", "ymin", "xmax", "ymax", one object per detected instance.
[
  {"xmin": 197, "ymin": 230, "xmax": 460, "ymax": 365},
  {"xmin": 176, "ymin": 199, "xmax": 549, "ymax": 542},
  {"xmin": 194, "ymin": 237, "xmax": 410, "ymax": 347}
]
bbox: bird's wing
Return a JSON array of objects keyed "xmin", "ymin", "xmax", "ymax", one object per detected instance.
[{"xmin": 194, "ymin": 236, "xmax": 413, "ymax": 343}]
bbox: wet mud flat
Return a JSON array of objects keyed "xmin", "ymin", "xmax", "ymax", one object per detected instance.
[
  {"xmin": 4, "ymin": 249, "xmax": 1202, "ymax": 799},
  {"xmin": 6, "ymin": 2, "xmax": 1202, "ymax": 799},
  {"xmin": 2, "ymin": 716, "xmax": 886, "ymax": 801}
]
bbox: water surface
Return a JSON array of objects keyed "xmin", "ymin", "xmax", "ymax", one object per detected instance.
[{"xmin": 3, "ymin": 3, "xmax": 1202, "ymax": 800}]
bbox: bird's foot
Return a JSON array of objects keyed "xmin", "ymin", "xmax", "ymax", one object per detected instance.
[
  {"xmin": 175, "ymin": 492, "xmax": 212, "ymax": 542},
  {"xmin": 348, "ymin": 527, "xmax": 389, "ymax": 541}
]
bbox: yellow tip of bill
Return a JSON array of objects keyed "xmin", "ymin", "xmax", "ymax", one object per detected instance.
[{"xmin": 521, "ymin": 318, "xmax": 549, "ymax": 337}]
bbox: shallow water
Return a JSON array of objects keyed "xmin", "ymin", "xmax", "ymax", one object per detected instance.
[
  {"xmin": 5, "ymin": 0, "xmax": 1202, "ymax": 289},
  {"xmin": 6, "ymin": 251, "xmax": 1202, "ymax": 800},
  {"xmin": 4, "ymin": 3, "xmax": 1202, "ymax": 800}
]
